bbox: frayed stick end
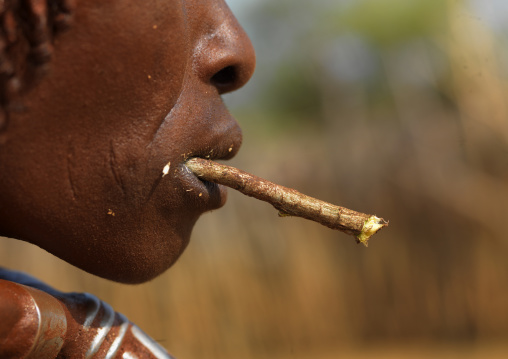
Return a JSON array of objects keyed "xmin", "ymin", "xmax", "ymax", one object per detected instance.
[{"xmin": 356, "ymin": 216, "xmax": 389, "ymax": 247}]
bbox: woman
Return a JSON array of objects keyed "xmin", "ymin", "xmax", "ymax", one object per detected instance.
[{"xmin": 0, "ymin": 0, "xmax": 255, "ymax": 356}]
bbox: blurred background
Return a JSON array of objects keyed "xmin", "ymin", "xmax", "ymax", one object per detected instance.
[{"xmin": 2, "ymin": 0, "xmax": 508, "ymax": 357}]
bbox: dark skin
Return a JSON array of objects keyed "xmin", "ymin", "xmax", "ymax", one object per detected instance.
[{"xmin": 0, "ymin": 0, "xmax": 256, "ymax": 283}]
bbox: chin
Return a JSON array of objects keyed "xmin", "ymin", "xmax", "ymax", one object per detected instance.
[{"xmin": 31, "ymin": 210, "xmax": 200, "ymax": 284}]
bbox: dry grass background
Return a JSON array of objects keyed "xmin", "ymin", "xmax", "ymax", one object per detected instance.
[{"xmin": 2, "ymin": 1, "xmax": 508, "ymax": 358}]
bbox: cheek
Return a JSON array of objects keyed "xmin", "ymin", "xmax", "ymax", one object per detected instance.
[{"xmin": 50, "ymin": 0, "xmax": 191, "ymax": 137}]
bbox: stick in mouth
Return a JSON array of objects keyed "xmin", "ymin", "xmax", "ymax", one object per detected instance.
[{"xmin": 185, "ymin": 157, "xmax": 388, "ymax": 246}]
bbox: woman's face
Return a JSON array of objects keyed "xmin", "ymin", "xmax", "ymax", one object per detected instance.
[{"xmin": 0, "ymin": 0, "xmax": 255, "ymax": 283}]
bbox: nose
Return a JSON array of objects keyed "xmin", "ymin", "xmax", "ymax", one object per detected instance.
[{"xmin": 192, "ymin": 1, "xmax": 256, "ymax": 95}]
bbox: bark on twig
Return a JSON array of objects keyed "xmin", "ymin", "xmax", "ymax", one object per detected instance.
[{"xmin": 185, "ymin": 158, "xmax": 388, "ymax": 246}]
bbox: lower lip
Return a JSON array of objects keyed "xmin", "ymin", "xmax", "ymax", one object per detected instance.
[{"xmin": 179, "ymin": 164, "xmax": 228, "ymax": 209}]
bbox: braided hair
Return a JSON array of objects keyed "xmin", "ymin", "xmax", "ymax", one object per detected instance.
[{"xmin": 0, "ymin": 0, "xmax": 74, "ymax": 130}]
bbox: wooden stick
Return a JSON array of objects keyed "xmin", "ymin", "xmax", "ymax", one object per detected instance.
[{"xmin": 185, "ymin": 158, "xmax": 388, "ymax": 246}]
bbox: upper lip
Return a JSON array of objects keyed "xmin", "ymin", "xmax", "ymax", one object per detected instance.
[
  {"xmin": 185, "ymin": 139, "xmax": 240, "ymax": 163},
  {"xmin": 181, "ymin": 117, "xmax": 242, "ymax": 164}
]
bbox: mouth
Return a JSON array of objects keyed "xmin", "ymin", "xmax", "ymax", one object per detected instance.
[
  {"xmin": 173, "ymin": 135, "xmax": 242, "ymax": 210},
  {"xmin": 148, "ymin": 90, "xmax": 243, "ymax": 212}
]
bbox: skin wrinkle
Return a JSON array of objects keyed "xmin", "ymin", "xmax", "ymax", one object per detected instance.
[
  {"xmin": 66, "ymin": 144, "xmax": 77, "ymax": 201},
  {"xmin": 146, "ymin": 75, "xmax": 188, "ymax": 150},
  {"xmin": 109, "ymin": 140, "xmax": 126, "ymax": 196},
  {"xmin": 145, "ymin": 173, "xmax": 164, "ymax": 204},
  {"xmin": 146, "ymin": 89, "xmax": 183, "ymax": 150}
]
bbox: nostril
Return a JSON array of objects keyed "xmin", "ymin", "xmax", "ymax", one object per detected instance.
[{"xmin": 210, "ymin": 66, "xmax": 237, "ymax": 91}]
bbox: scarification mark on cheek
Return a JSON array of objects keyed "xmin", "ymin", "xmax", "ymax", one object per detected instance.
[
  {"xmin": 66, "ymin": 148, "xmax": 77, "ymax": 200},
  {"xmin": 109, "ymin": 140, "xmax": 126, "ymax": 195}
]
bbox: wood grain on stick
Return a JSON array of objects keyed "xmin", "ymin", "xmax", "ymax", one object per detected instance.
[{"xmin": 185, "ymin": 157, "xmax": 388, "ymax": 246}]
